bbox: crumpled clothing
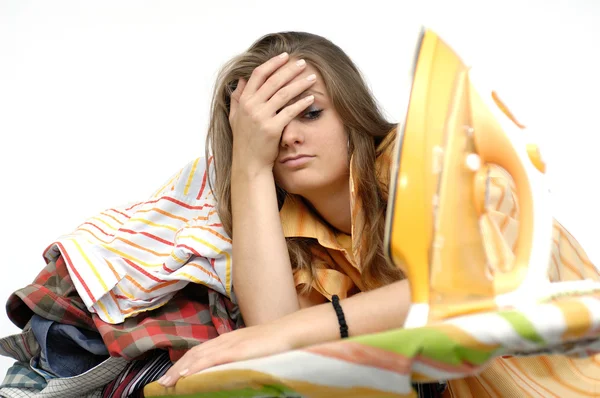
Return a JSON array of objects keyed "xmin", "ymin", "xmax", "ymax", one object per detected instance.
[
  {"xmin": 42, "ymin": 156, "xmax": 234, "ymax": 324},
  {"xmin": 102, "ymin": 350, "xmax": 172, "ymax": 398},
  {"xmin": 30, "ymin": 315, "xmax": 108, "ymax": 378},
  {"xmin": 0, "ymin": 356, "xmax": 126, "ymax": 398},
  {"xmin": 6, "ymin": 255, "xmax": 244, "ymax": 362}
]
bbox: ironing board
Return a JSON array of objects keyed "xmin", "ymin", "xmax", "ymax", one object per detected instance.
[{"xmin": 144, "ymin": 293, "xmax": 600, "ymax": 397}]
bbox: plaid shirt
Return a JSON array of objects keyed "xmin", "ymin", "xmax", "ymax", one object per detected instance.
[
  {"xmin": 6, "ymin": 255, "xmax": 244, "ymax": 362},
  {"xmin": 1, "ymin": 362, "xmax": 46, "ymax": 391}
]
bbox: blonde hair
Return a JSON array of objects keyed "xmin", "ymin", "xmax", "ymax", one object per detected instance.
[{"xmin": 207, "ymin": 31, "xmax": 404, "ymax": 292}]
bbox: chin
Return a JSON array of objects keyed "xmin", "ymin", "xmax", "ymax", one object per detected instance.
[
  {"xmin": 275, "ymin": 170, "xmax": 313, "ymax": 192},
  {"xmin": 281, "ymin": 183, "xmax": 318, "ymax": 197},
  {"xmin": 278, "ymin": 177, "xmax": 323, "ymax": 197}
]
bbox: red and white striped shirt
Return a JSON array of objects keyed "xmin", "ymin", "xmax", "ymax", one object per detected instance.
[{"xmin": 43, "ymin": 157, "xmax": 233, "ymax": 324}]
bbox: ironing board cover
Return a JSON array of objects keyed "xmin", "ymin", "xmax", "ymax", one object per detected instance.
[{"xmin": 144, "ymin": 281, "xmax": 600, "ymax": 397}]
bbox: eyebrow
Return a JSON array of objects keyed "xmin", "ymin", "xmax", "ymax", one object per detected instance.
[{"xmin": 278, "ymin": 88, "xmax": 327, "ymax": 113}]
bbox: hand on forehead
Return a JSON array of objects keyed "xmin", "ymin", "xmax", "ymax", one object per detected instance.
[{"xmin": 278, "ymin": 60, "xmax": 326, "ymax": 105}]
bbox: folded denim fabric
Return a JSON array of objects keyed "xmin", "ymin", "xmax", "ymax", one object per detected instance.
[{"xmin": 30, "ymin": 315, "xmax": 108, "ymax": 378}]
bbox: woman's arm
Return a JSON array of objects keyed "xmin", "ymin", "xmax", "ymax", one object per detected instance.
[
  {"xmin": 228, "ymin": 53, "xmax": 319, "ymax": 326},
  {"xmin": 282, "ymin": 279, "xmax": 411, "ymax": 348},
  {"xmin": 230, "ymin": 169, "xmax": 299, "ymax": 325},
  {"xmin": 159, "ymin": 279, "xmax": 411, "ymax": 386}
]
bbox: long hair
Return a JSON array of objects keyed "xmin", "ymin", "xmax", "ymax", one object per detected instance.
[{"xmin": 206, "ymin": 31, "xmax": 403, "ymax": 292}]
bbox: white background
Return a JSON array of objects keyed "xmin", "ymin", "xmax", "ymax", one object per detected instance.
[{"xmin": 0, "ymin": 0, "xmax": 599, "ymax": 376}]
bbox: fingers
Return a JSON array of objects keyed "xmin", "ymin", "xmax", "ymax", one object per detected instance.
[
  {"xmin": 264, "ymin": 72, "xmax": 316, "ymax": 117},
  {"xmin": 158, "ymin": 336, "xmax": 239, "ymax": 388},
  {"xmin": 232, "ymin": 53, "xmax": 317, "ymax": 127},
  {"xmin": 158, "ymin": 354, "xmax": 186, "ymax": 387},
  {"xmin": 229, "ymin": 78, "xmax": 247, "ymax": 121},
  {"xmin": 272, "ymin": 93, "xmax": 315, "ymax": 129},
  {"xmin": 252, "ymin": 58, "xmax": 309, "ymax": 104},
  {"xmin": 158, "ymin": 346, "xmax": 219, "ymax": 387},
  {"xmin": 243, "ymin": 52, "xmax": 290, "ymax": 97}
]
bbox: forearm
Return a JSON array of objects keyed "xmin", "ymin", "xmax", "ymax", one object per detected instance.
[
  {"xmin": 279, "ymin": 279, "xmax": 411, "ymax": 349},
  {"xmin": 231, "ymin": 168, "xmax": 299, "ymax": 326}
]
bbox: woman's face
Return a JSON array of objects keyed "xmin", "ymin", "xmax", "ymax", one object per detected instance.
[{"xmin": 273, "ymin": 63, "xmax": 350, "ymax": 198}]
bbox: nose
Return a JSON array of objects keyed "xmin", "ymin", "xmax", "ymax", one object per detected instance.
[{"xmin": 280, "ymin": 120, "xmax": 304, "ymax": 148}]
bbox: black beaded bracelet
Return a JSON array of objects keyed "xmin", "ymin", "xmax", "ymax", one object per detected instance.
[{"xmin": 331, "ymin": 294, "xmax": 348, "ymax": 338}]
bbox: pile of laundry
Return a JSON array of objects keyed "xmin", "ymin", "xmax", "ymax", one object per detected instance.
[{"xmin": 0, "ymin": 158, "xmax": 242, "ymax": 397}]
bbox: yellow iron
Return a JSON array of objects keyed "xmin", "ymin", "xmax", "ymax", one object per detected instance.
[{"xmin": 385, "ymin": 28, "xmax": 600, "ymax": 328}]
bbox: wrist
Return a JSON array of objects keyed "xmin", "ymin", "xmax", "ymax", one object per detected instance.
[
  {"xmin": 230, "ymin": 168, "xmax": 276, "ymax": 201},
  {"xmin": 274, "ymin": 302, "xmax": 341, "ymax": 350},
  {"xmin": 331, "ymin": 295, "xmax": 349, "ymax": 338},
  {"xmin": 231, "ymin": 162, "xmax": 274, "ymax": 182}
]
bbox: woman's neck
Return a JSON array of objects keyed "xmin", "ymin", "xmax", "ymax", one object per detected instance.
[{"xmin": 302, "ymin": 181, "xmax": 352, "ymax": 235}]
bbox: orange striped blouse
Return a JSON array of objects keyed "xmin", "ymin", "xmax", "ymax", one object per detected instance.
[{"xmin": 280, "ymin": 130, "xmax": 397, "ymax": 298}]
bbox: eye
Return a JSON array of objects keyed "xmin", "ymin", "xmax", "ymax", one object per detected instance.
[{"xmin": 303, "ymin": 107, "xmax": 323, "ymax": 120}]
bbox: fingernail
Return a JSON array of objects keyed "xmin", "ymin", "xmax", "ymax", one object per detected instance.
[
  {"xmin": 296, "ymin": 59, "xmax": 306, "ymax": 67},
  {"xmin": 306, "ymin": 74, "xmax": 316, "ymax": 81},
  {"xmin": 305, "ymin": 95, "xmax": 315, "ymax": 102},
  {"xmin": 158, "ymin": 375, "xmax": 171, "ymax": 386},
  {"xmin": 279, "ymin": 52, "xmax": 288, "ymax": 59},
  {"xmin": 180, "ymin": 368, "xmax": 189, "ymax": 376}
]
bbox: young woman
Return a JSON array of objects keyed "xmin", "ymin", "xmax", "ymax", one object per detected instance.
[
  {"xmin": 158, "ymin": 31, "xmax": 598, "ymax": 395},
  {"xmin": 158, "ymin": 30, "xmax": 412, "ymax": 386}
]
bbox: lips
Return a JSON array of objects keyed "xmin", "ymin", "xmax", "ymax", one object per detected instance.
[
  {"xmin": 280, "ymin": 154, "xmax": 314, "ymax": 168},
  {"xmin": 280, "ymin": 154, "xmax": 313, "ymax": 164}
]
